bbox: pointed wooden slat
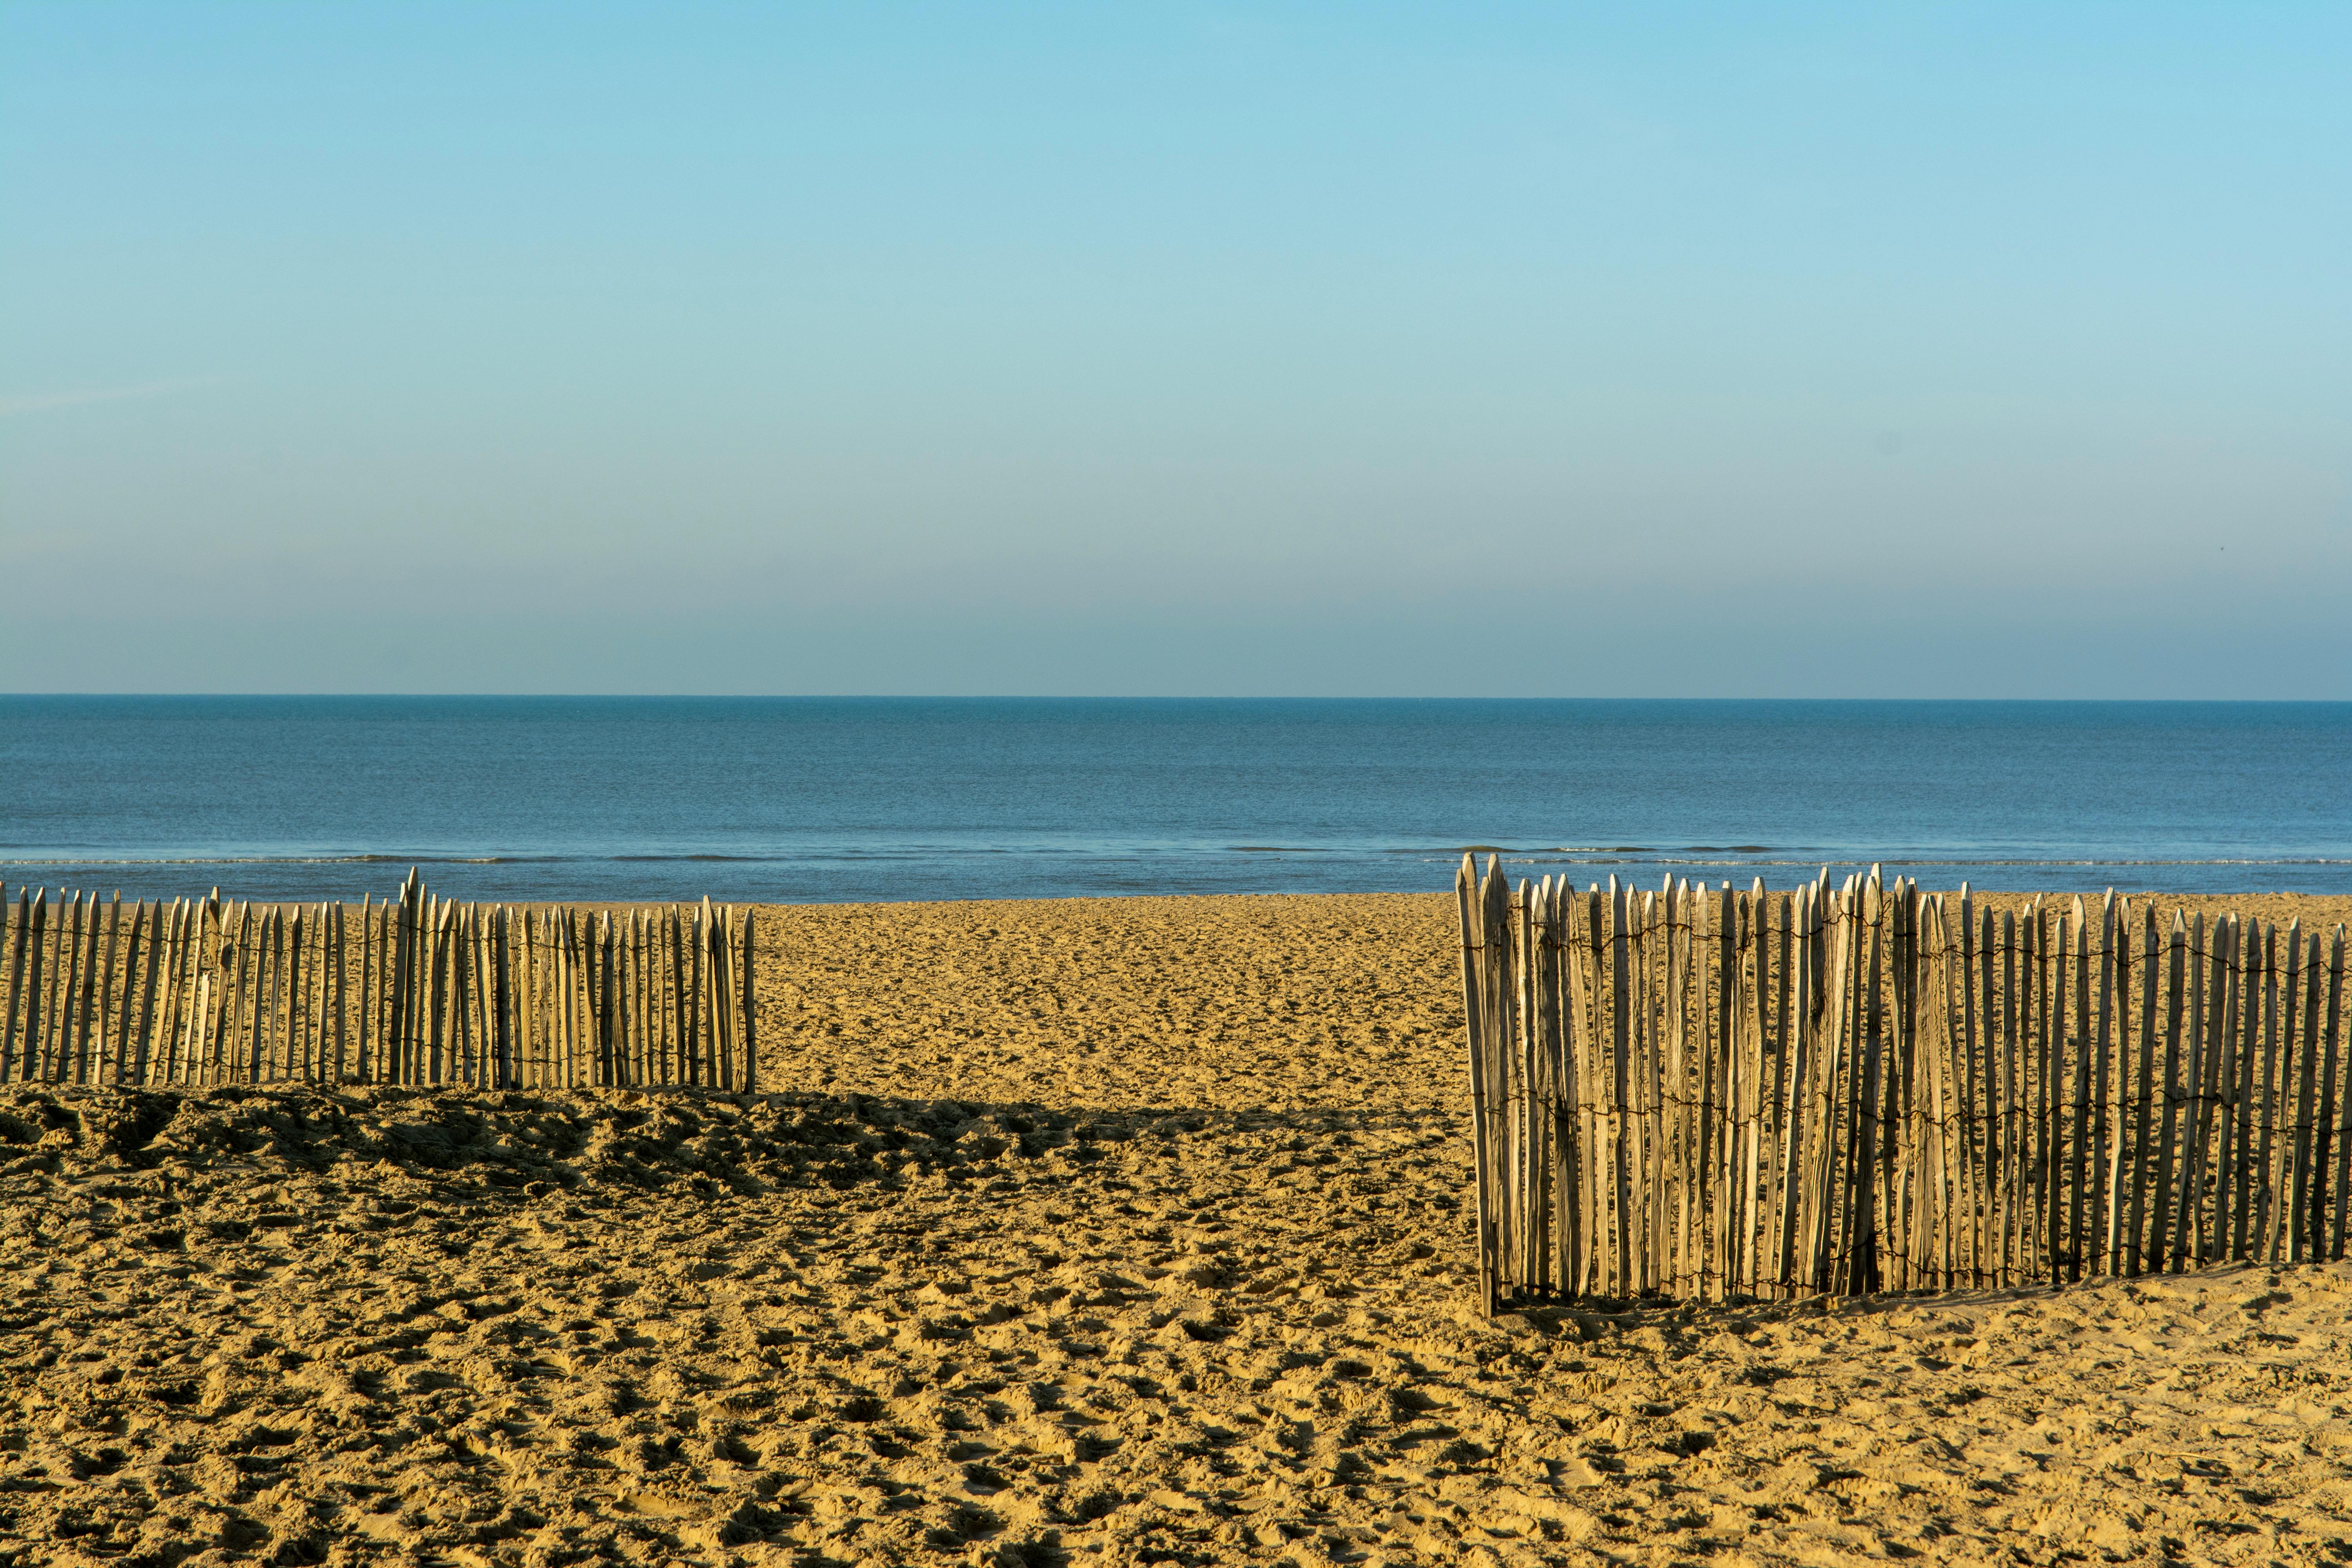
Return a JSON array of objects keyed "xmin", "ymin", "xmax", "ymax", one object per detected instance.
[
  {"xmin": 38, "ymin": 890, "xmax": 65, "ymax": 1082},
  {"xmin": 1457, "ymin": 854, "xmax": 1495, "ymax": 1314},
  {"xmin": 1496, "ymin": 870, "xmax": 1522, "ymax": 1295},
  {"xmin": 1739, "ymin": 883, "xmax": 1768, "ymax": 1296},
  {"xmin": 2269, "ymin": 924, "xmax": 2295, "ymax": 1263},
  {"xmin": 547, "ymin": 907, "xmax": 558, "ymax": 1089},
  {"xmin": 2247, "ymin": 922, "xmax": 2277, "ymax": 1261},
  {"xmin": 1666, "ymin": 878, "xmax": 1691, "ymax": 1296},
  {"xmin": 1806, "ymin": 882, "xmax": 1844, "ymax": 1294},
  {"xmin": 436, "ymin": 900, "xmax": 457, "ymax": 1085},
  {"xmin": 1, "ymin": 889, "xmax": 30, "ymax": 1082},
  {"xmin": 73, "ymin": 891, "xmax": 96, "ymax": 1083},
  {"xmin": 2325, "ymin": 927, "xmax": 2348, "ymax": 1261},
  {"xmin": 2238, "ymin": 918, "xmax": 2267, "ymax": 1261},
  {"xmin": 1908, "ymin": 892, "xmax": 1935, "ymax": 1287},
  {"xmin": 196, "ymin": 895, "xmax": 220, "ymax": 1083},
  {"xmin": 1844, "ymin": 877, "xmax": 1882, "ymax": 1295},
  {"xmin": 53, "ymin": 889, "xmax": 80, "ymax": 1080},
  {"xmin": 218, "ymin": 902, "xmax": 248, "ymax": 1084},
  {"xmin": 158, "ymin": 901, "xmax": 188, "ymax": 1085},
  {"xmin": 452, "ymin": 906, "xmax": 474, "ymax": 1087},
  {"xmin": 475, "ymin": 905, "xmax": 494, "ymax": 1085},
  {"xmin": 2123, "ymin": 902, "xmax": 2153, "ymax": 1274},
  {"xmin": 2160, "ymin": 912, "xmax": 2196, "ymax": 1269},
  {"xmin": 1797, "ymin": 875, "xmax": 1823, "ymax": 1289},
  {"xmin": 595, "ymin": 910, "xmax": 613, "ymax": 1087},
  {"xmin": 296, "ymin": 903, "xmax": 314, "ymax": 1080},
  {"xmin": 330, "ymin": 900, "xmax": 347, "ymax": 1084},
  {"xmin": 289, "ymin": 905, "xmax": 307, "ymax": 1080},
  {"xmin": 739, "ymin": 905, "xmax": 756, "ymax": 1094},
  {"xmin": 1565, "ymin": 886, "xmax": 1596, "ymax": 1296},
  {"xmin": 1712, "ymin": 884, "xmax": 1731, "ymax": 1298},
  {"xmin": 315, "ymin": 900, "xmax": 332, "ymax": 1082},
  {"xmin": 1896, "ymin": 883, "xmax": 1920, "ymax": 1291},
  {"xmin": 1643, "ymin": 886, "xmax": 1665, "ymax": 1294},
  {"xmin": 2290, "ymin": 927, "xmax": 2321, "ymax": 1263},
  {"xmin": 710, "ymin": 907, "xmax": 729, "ymax": 1091},
  {"xmin": 519, "ymin": 906, "xmax": 536, "ymax": 1088},
  {"xmin": 564, "ymin": 907, "xmax": 579, "ymax": 1089},
  {"xmin": 1973, "ymin": 898, "xmax": 1995, "ymax": 1283},
  {"xmin": 717, "ymin": 907, "xmax": 736, "ymax": 1089},
  {"xmin": 258, "ymin": 907, "xmax": 283, "ymax": 1085},
  {"xmin": 228, "ymin": 904, "xmax": 255, "ymax": 1085},
  {"xmin": 2260, "ymin": 922, "xmax": 2296, "ymax": 1263},
  {"xmin": 2218, "ymin": 915, "xmax": 2245, "ymax": 1261},
  {"xmin": 1934, "ymin": 894, "xmax": 1964, "ymax": 1289},
  {"xmin": 1553, "ymin": 881, "xmax": 1579, "ymax": 1296},
  {"xmin": 2096, "ymin": 893, "xmax": 2124, "ymax": 1276},
  {"xmin": 1954, "ymin": 887, "xmax": 1978, "ymax": 1286},
  {"xmin": 675, "ymin": 903, "xmax": 691, "ymax": 1085},
  {"xmin": 147, "ymin": 902, "xmax": 178, "ymax": 1085},
  {"xmin": 387, "ymin": 887, "xmax": 411, "ymax": 1083},
  {"xmin": 361, "ymin": 897, "xmax": 380, "ymax": 1083},
  {"xmin": 725, "ymin": 904, "xmax": 745, "ymax": 1091},
  {"xmin": 168, "ymin": 898, "xmax": 193, "ymax": 1084},
  {"xmin": 1507, "ymin": 879, "xmax": 1530, "ymax": 1295},
  {"xmin": 185, "ymin": 897, "xmax": 208, "ymax": 1084},
  {"xmin": 2189, "ymin": 913, "xmax": 2227, "ymax": 1265},
  {"xmin": 53, "ymin": 891, "xmax": 83, "ymax": 1083},
  {"xmin": 1890, "ymin": 880, "xmax": 1915, "ymax": 1292},
  {"xmin": 198, "ymin": 898, "xmax": 225, "ymax": 1085},
  {"xmin": 1510, "ymin": 877, "xmax": 1527, "ymax": 1296},
  {"xmin": 281, "ymin": 906, "xmax": 301, "ymax": 1082},
  {"xmin": 1534, "ymin": 884, "xmax": 1552, "ymax": 1298},
  {"xmin": 122, "ymin": 902, "xmax": 153, "ymax": 1085},
  {"xmin": 552, "ymin": 910, "xmax": 569, "ymax": 1088},
  {"xmin": 2031, "ymin": 903, "xmax": 2054, "ymax": 1282},
  {"xmin": 1717, "ymin": 885, "xmax": 1740, "ymax": 1295},
  {"xmin": 2060, "ymin": 897, "xmax": 2085, "ymax": 1280},
  {"xmin": 1525, "ymin": 877, "xmax": 1549, "ymax": 1296},
  {"xmin": 517, "ymin": 907, "xmax": 535, "ymax": 1087},
  {"xmin": 489, "ymin": 904, "xmax": 505, "ymax": 1085},
  {"xmin": 677, "ymin": 903, "xmax": 694, "ymax": 1084},
  {"xmin": 1920, "ymin": 882, "xmax": 1943, "ymax": 1290},
  {"xmin": 650, "ymin": 906, "xmax": 669, "ymax": 1084},
  {"xmin": 1772, "ymin": 885, "xmax": 1811, "ymax": 1297},
  {"xmin": 91, "ymin": 892, "xmax": 121, "ymax": 1085},
  {"xmin": 473, "ymin": 906, "xmax": 490, "ymax": 1087},
  {"xmin": 626, "ymin": 908, "xmax": 643, "ymax": 1087},
  {"xmin": 1991, "ymin": 906, "xmax": 2012, "ymax": 1285},
  {"xmin": 142, "ymin": 900, "xmax": 165, "ymax": 1086},
  {"xmin": 473, "ymin": 904, "xmax": 490, "ymax": 1085},
  {"xmin": 1838, "ymin": 875, "xmax": 1872, "ymax": 1296},
  {"xmin": 1833, "ymin": 878, "xmax": 1864, "ymax": 1292},
  {"xmin": 571, "ymin": 906, "xmax": 585, "ymax": 1089},
  {"xmin": 267, "ymin": 902, "xmax": 287, "ymax": 1086},
  {"xmin": 175, "ymin": 898, "xmax": 198, "ymax": 1083}
]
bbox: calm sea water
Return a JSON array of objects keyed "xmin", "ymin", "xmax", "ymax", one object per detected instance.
[{"xmin": 3, "ymin": 697, "xmax": 2348, "ymax": 904}]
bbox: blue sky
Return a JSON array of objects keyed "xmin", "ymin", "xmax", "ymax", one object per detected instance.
[{"xmin": 3, "ymin": 3, "xmax": 2345, "ymax": 695}]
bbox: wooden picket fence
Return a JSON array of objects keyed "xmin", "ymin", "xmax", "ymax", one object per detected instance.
[
  {"xmin": 1456, "ymin": 854, "xmax": 2350, "ymax": 1313},
  {"xmin": 0, "ymin": 871, "xmax": 754, "ymax": 1091}
]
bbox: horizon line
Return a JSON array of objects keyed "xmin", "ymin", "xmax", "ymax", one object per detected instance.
[{"xmin": 7, "ymin": 693, "xmax": 2352, "ymax": 705}]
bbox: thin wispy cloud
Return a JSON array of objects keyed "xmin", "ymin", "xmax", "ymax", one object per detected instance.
[{"xmin": 0, "ymin": 378, "xmax": 216, "ymax": 417}]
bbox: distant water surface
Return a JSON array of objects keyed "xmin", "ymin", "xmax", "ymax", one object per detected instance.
[{"xmin": 3, "ymin": 697, "xmax": 2348, "ymax": 904}]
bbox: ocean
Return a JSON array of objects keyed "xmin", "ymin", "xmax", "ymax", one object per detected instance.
[{"xmin": 3, "ymin": 697, "xmax": 2348, "ymax": 904}]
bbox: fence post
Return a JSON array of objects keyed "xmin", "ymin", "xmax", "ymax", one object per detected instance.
[{"xmin": 1455, "ymin": 854, "xmax": 1496, "ymax": 1316}]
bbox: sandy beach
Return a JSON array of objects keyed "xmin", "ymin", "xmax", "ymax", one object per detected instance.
[{"xmin": 6, "ymin": 889, "xmax": 2352, "ymax": 1566}]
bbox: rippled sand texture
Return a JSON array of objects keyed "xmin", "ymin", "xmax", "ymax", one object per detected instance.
[{"xmin": 6, "ymin": 890, "xmax": 2352, "ymax": 1568}]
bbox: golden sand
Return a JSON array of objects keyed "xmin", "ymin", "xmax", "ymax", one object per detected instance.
[{"xmin": 5, "ymin": 890, "xmax": 2352, "ymax": 1566}]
